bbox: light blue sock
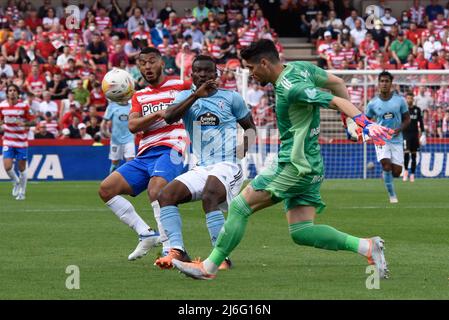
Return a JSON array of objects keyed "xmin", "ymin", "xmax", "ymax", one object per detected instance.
[
  {"xmin": 206, "ymin": 210, "xmax": 225, "ymax": 247},
  {"xmin": 383, "ymin": 170, "xmax": 396, "ymax": 197},
  {"xmin": 160, "ymin": 206, "xmax": 184, "ymax": 251}
]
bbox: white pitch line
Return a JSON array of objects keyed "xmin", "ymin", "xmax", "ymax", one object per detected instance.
[{"xmin": 339, "ymin": 206, "xmax": 449, "ymax": 209}]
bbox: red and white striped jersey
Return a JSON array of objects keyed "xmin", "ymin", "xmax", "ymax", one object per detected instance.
[
  {"xmin": 348, "ymin": 87, "xmax": 364, "ymax": 106},
  {"xmin": 432, "ymin": 19, "xmax": 447, "ymax": 30},
  {"xmin": 327, "ymin": 51, "xmax": 346, "ymax": 69},
  {"xmin": 208, "ymin": 44, "xmax": 222, "ymax": 59},
  {"xmin": 95, "ymin": 16, "xmax": 112, "ymax": 32},
  {"xmin": 436, "ymin": 87, "xmax": 449, "ymax": 105},
  {"xmin": 180, "ymin": 16, "xmax": 196, "ymax": 26},
  {"xmin": 130, "ymin": 77, "xmax": 191, "ymax": 156},
  {"xmin": 132, "ymin": 31, "xmax": 152, "ymax": 42},
  {"xmin": 238, "ymin": 28, "xmax": 258, "ymax": 47},
  {"xmin": 342, "ymin": 47, "xmax": 356, "ymax": 62},
  {"xmin": 0, "ymin": 100, "xmax": 32, "ymax": 148},
  {"xmin": 220, "ymin": 78, "xmax": 238, "ymax": 91},
  {"xmin": 409, "ymin": 6, "xmax": 425, "ymax": 25},
  {"xmin": 39, "ymin": 119, "xmax": 59, "ymax": 137},
  {"xmin": 157, "ymin": 43, "xmax": 175, "ymax": 56}
]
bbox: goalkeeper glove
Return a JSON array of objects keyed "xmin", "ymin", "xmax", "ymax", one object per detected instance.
[
  {"xmin": 419, "ymin": 132, "xmax": 427, "ymax": 146},
  {"xmin": 352, "ymin": 113, "xmax": 395, "ymax": 146}
]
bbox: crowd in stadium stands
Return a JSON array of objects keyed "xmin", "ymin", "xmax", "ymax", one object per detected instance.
[
  {"xmin": 307, "ymin": 0, "xmax": 449, "ymax": 137},
  {"xmin": 0, "ymin": 0, "xmax": 285, "ymax": 141},
  {"xmin": 0, "ymin": 0, "xmax": 448, "ymax": 141}
]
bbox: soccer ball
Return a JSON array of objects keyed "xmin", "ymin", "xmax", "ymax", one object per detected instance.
[{"xmin": 101, "ymin": 68, "xmax": 135, "ymax": 103}]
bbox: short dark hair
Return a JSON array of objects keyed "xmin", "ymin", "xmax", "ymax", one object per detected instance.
[
  {"xmin": 139, "ymin": 47, "xmax": 162, "ymax": 57},
  {"xmin": 406, "ymin": 91, "xmax": 414, "ymax": 97},
  {"xmin": 378, "ymin": 70, "xmax": 393, "ymax": 82},
  {"xmin": 240, "ymin": 39, "xmax": 280, "ymax": 64},
  {"xmin": 192, "ymin": 55, "xmax": 216, "ymax": 69}
]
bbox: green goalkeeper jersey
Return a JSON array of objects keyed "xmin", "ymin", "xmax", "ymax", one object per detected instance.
[{"xmin": 274, "ymin": 61, "xmax": 334, "ymax": 176}]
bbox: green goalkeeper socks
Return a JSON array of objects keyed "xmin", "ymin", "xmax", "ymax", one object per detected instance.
[
  {"xmin": 289, "ymin": 221, "xmax": 360, "ymax": 253},
  {"xmin": 208, "ymin": 195, "xmax": 253, "ymax": 267}
]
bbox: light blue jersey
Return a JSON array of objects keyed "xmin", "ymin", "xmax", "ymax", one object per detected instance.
[
  {"xmin": 172, "ymin": 89, "xmax": 249, "ymax": 166},
  {"xmin": 366, "ymin": 93, "xmax": 408, "ymax": 144},
  {"xmin": 104, "ymin": 101, "xmax": 134, "ymax": 145}
]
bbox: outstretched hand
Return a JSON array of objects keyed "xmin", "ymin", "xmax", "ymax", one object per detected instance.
[{"xmin": 353, "ymin": 113, "xmax": 395, "ymax": 146}]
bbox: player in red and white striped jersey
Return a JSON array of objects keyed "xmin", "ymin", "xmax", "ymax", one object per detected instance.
[
  {"xmin": 98, "ymin": 47, "xmax": 190, "ymax": 260},
  {"xmin": 0, "ymin": 84, "xmax": 33, "ymax": 200}
]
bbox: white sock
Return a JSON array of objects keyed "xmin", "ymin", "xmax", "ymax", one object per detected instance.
[
  {"xmin": 203, "ymin": 258, "xmax": 219, "ymax": 275},
  {"xmin": 19, "ymin": 170, "xmax": 27, "ymax": 194},
  {"xmin": 106, "ymin": 195, "xmax": 151, "ymax": 236},
  {"xmin": 358, "ymin": 238, "xmax": 371, "ymax": 257},
  {"xmin": 7, "ymin": 169, "xmax": 19, "ymax": 183},
  {"xmin": 151, "ymin": 200, "xmax": 170, "ymax": 252}
]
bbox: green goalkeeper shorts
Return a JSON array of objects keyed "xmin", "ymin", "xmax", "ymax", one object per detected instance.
[{"xmin": 250, "ymin": 161, "xmax": 326, "ymax": 213}]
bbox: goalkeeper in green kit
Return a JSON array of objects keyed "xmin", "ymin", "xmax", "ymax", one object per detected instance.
[{"xmin": 173, "ymin": 39, "xmax": 394, "ymax": 280}]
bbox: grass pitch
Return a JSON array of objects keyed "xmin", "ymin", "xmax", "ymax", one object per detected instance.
[{"xmin": 1, "ymin": 179, "xmax": 448, "ymax": 300}]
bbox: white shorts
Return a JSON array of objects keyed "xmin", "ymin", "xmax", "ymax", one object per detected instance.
[
  {"xmin": 109, "ymin": 142, "xmax": 136, "ymax": 161},
  {"xmin": 375, "ymin": 143, "xmax": 404, "ymax": 165},
  {"xmin": 175, "ymin": 162, "xmax": 244, "ymax": 211}
]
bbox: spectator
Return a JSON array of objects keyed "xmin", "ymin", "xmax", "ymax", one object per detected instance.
[
  {"xmin": 35, "ymin": 32, "xmax": 56, "ymax": 62},
  {"xmin": 193, "ymin": 0, "xmax": 210, "ymax": 23},
  {"xmin": 60, "ymin": 91, "xmax": 81, "ymax": 117},
  {"xmin": 164, "ymin": 11, "xmax": 180, "ymax": 36},
  {"xmin": 133, "ymin": 20, "xmax": 153, "ymax": 48},
  {"xmin": 237, "ymin": 20, "xmax": 258, "ymax": 48},
  {"xmin": 92, "ymin": 133, "xmax": 104, "ymax": 146},
  {"xmin": 13, "ymin": 19, "xmax": 33, "ymax": 41},
  {"xmin": 216, "ymin": 9, "xmax": 229, "ymax": 35},
  {"xmin": 95, "ymin": 6, "xmax": 112, "ymax": 32},
  {"xmin": 83, "ymin": 105, "xmax": 103, "ymax": 124},
  {"xmin": 176, "ymin": 43, "xmax": 196, "ymax": 81},
  {"xmin": 402, "ymin": 54, "xmax": 419, "ymax": 70},
  {"xmin": 13, "ymin": 68, "xmax": 26, "ymax": 88},
  {"xmin": 25, "ymin": 62, "xmax": 47, "ymax": 98},
  {"xmin": 398, "ymin": 10, "xmax": 411, "ymax": 30},
  {"xmin": 359, "ymin": 32, "xmax": 379, "ymax": 60},
  {"xmin": 143, "ymin": 0, "xmax": 158, "ymax": 22},
  {"xmin": 151, "ymin": 19, "xmax": 171, "ymax": 47},
  {"xmin": 410, "ymin": 0, "xmax": 425, "ymax": 26},
  {"xmin": 78, "ymin": 123, "xmax": 93, "ymax": 140},
  {"xmin": 86, "ymin": 116, "xmax": 101, "ymax": 137},
  {"xmin": 310, "ymin": 11, "xmax": 327, "ymax": 40},
  {"xmin": 325, "ymin": 10, "xmax": 343, "ymax": 34},
  {"xmin": 347, "ymin": 78, "xmax": 364, "ymax": 111},
  {"xmin": 300, "ymin": 0, "xmax": 319, "ymax": 37},
  {"xmin": 423, "ymin": 35, "xmax": 442, "ymax": 60},
  {"xmin": 369, "ymin": 20, "xmax": 390, "ymax": 50},
  {"xmin": 83, "ymin": 22, "xmax": 100, "ymax": 45},
  {"xmin": 158, "ymin": 1, "xmax": 176, "ymax": 23},
  {"xmin": 68, "ymin": 117, "xmax": 81, "ymax": 138},
  {"xmin": 89, "ymin": 82, "xmax": 108, "ymax": 112},
  {"xmin": 38, "ymin": 91, "xmax": 59, "ymax": 119},
  {"xmin": 47, "ymin": 72, "xmax": 68, "ymax": 100},
  {"xmin": 426, "ymin": 0, "xmax": 444, "ymax": 22},
  {"xmin": 349, "ymin": 19, "xmax": 366, "ymax": 47},
  {"xmin": 42, "ymin": 7, "xmax": 59, "ymax": 30},
  {"xmin": 124, "ymin": 38, "xmax": 142, "ymax": 65},
  {"xmin": 39, "ymin": 111, "xmax": 59, "ymax": 137},
  {"xmin": 182, "ymin": 20, "xmax": 204, "ymax": 45},
  {"xmin": 414, "ymin": 86, "xmax": 434, "ymax": 112},
  {"xmin": 56, "ymin": 46, "xmax": 74, "ymax": 68},
  {"xmin": 252, "ymin": 95, "xmax": 276, "ymax": 129},
  {"xmin": 220, "ymin": 70, "xmax": 238, "ymax": 91},
  {"xmin": 341, "ymin": 40, "xmax": 356, "ymax": 64},
  {"xmin": 221, "ymin": 32, "xmax": 238, "ymax": 60},
  {"xmin": 34, "ymin": 123, "xmax": 55, "ymax": 139},
  {"xmin": 25, "ymin": 7, "xmax": 43, "ymax": 32},
  {"xmin": 317, "ymin": 30, "xmax": 335, "ymax": 68},
  {"xmin": 109, "ymin": 43, "xmax": 128, "ymax": 69},
  {"xmin": 127, "ymin": 7, "xmax": 150, "ymax": 35},
  {"xmin": 406, "ymin": 22, "xmax": 422, "ymax": 46},
  {"xmin": 433, "ymin": 13, "xmax": 447, "ymax": 31},
  {"xmin": 327, "ymin": 42, "xmax": 346, "ymax": 69},
  {"xmin": 73, "ymin": 80, "xmax": 90, "ymax": 110},
  {"xmin": 2, "ymin": 36, "xmax": 20, "ymax": 64},
  {"xmin": 344, "ymin": 9, "xmax": 365, "ymax": 30},
  {"xmin": 380, "ymin": 8, "xmax": 397, "ymax": 33},
  {"xmin": 0, "ymin": 56, "xmax": 14, "ymax": 78},
  {"xmin": 59, "ymin": 127, "xmax": 71, "ymax": 139},
  {"xmin": 204, "ymin": 21, "xmax": 222, "ymax": 47},
  {"xmin": 390, "ymin": 31, "xmax": 415, "ymax": 65},
  {"xmin": 61, "ymin": 103, "xmax": 82, "ymax": 129},
  {"xmin": 87, "ymin": 34, "xmax": 108, "ymax": 65}
]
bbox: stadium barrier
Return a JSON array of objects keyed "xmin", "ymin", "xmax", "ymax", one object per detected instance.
[{"xmin": 1, "ymin": 139, "xmax": 448, "ymax": 181}]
